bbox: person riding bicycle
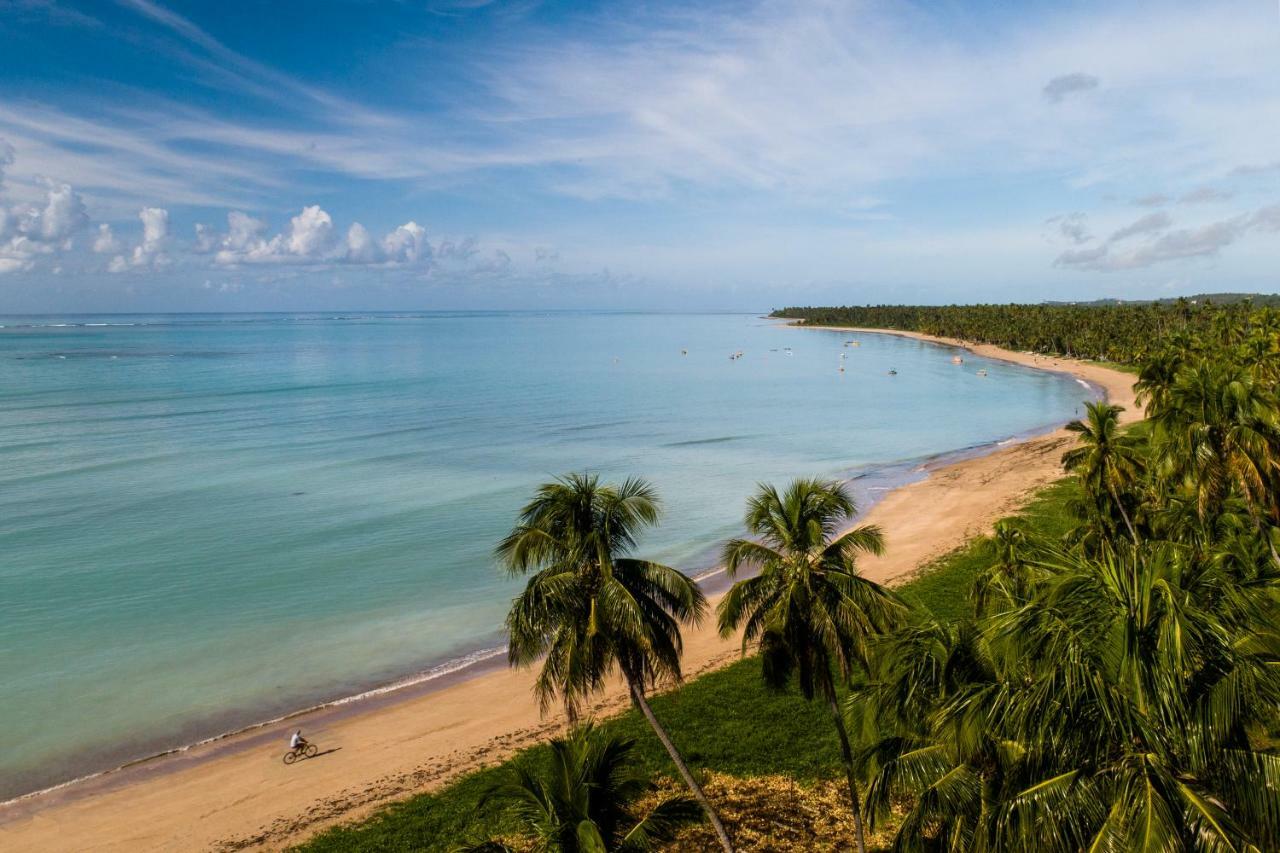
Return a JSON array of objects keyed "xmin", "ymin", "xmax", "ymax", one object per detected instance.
[{"xmin": 290, "ymin": 730, "xmax": 309, "ymax": 752}]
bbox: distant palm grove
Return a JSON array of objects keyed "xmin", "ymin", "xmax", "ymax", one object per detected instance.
[
  {"xmin": 771, "ymin": 295, "xmax": 1280, "ymax": 363},
  {"xmin": 303, "ymin": 306, "xmax": 1280, "ymax": 852}
]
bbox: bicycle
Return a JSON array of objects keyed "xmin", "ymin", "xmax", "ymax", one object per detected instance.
[{"xmin": 282, "ymin": 742, "xmax": 319, "ymax": 765}]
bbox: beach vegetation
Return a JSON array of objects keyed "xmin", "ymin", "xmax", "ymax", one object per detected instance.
[
  {"xmin": 459, "ymin": 724, "xmax": 701, "ymax": 852},
  {"xmin": 494, "ymin": 473, "xmax": 733, "ymax": 851},
  {"xmin": 717, "ymin": 478, "xmax": 902, "ymax": 853},
  {"xmin": 771, "ymin": 297, "xmax": 1280, "ymax": 364},
  {"xmin": 300, "ymin": 309, "xmax": 1280, "ymax": 851}
]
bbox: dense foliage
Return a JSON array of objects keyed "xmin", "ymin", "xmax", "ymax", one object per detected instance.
[
  {"xmin": 462, "ymin": 725, "xmax": 701, "ymax": 852},
  {"xmin": 771, "ymin": 298, "xmax": 1280, "ymax": 363},
  {"xmin": 846, "ymin": 312, "xmax": 1280, "ymax": 850},
  {"xmin": 299, "ymin": 311, "xmax": 1280, "ymax": 851},
  {"xmin": 495, "ymin": 473, "xmax": 733, "ymax": 850}
]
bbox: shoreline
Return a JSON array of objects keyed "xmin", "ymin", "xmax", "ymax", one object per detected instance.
[
  {"xmin": 0, "ymin": 330, "xmax": 1139, "ymax": 852},
  {"xmin": 0, "ymin": 439, "xmax": 993, "ymax": 811}
]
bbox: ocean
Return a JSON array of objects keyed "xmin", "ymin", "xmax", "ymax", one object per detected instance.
[{"xmin": 0, "ymin": 312, "xmax": 1095, "ymax": 799}]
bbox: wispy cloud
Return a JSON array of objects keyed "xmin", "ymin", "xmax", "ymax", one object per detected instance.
[
  {"xmin": 1179, "ymin": 186, "xmax": 1233, "ymax": 204},
  {"xmin": 1110, "ymin": 212, "xmax": 1172, "ymax": 242},
  {"xmin": 1042, "ymin": 73, "xmax": 1100, "ymax": 103},
  {"xmin": 1054, "ymin": 208, "xmax": 1275, "ymax": 272}
]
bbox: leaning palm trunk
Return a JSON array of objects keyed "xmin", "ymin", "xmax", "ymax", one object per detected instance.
[
  {"xmin": 1109, "ymin": 482, "xmax": 1140, "ymax": 545},
  {"xmin": 827, "ymin": 694, "xmax": 868, "ymax": 853},
  {"xmin": 627, "ymin": 680, "xmax": 735, "ymax": 852}
]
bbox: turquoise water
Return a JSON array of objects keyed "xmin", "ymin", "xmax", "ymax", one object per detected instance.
[{"xmin": 0, "ymin": 312, "xmax": 1094, "ymax": 798}]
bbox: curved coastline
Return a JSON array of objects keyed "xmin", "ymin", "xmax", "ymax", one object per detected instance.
[{"xmin": 0, "ymin": 330, "xmax": 1138, "ymax": 852}]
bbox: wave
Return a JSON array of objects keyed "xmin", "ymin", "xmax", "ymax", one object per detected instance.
[{"xmin": 661, "ymin": 435, "xmax": 750, "ymax": 447}]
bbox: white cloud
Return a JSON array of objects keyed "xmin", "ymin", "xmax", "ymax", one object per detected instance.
[
  {"xmin": 345, "ymin": 222, "xmax": 381, "ymax": 263},
  {"xmin": 139, "ymin": 206, "xmax": 169, "ymax": 245},
  {"xmin": 92, "ymin": 223, "xmax": 121, "ymax": 254},
  {"xmin": 206, "ymin": 205, "xmax": 435, "ymax": 269},
  {"xmin": 382, "ymin": 221, "xmax": 429, "ymax": 263},
  {"xmin": 224, "ymin": 210, "xmax": 268, "ymax": 251},
  {"xmin": 284, "ymin": 205, "xmax": 333, "ymax": 257},
  {"xmin": 0, "ymin": 145, "xmax": 90, "ymax": 274},
  {"xmin": 193, "ymin": 222, "xmax": 217, "ymax": 252},
  {"xmin": 109, "ymin": 207, "xmax": 171, "ymax": 272},
  {"xmin": 35, "ymin": 181, "xmax": 88, "ymax": 241}
]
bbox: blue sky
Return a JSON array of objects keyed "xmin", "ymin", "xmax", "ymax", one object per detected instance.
[{"xmin": 0, "ymin": 0, "xmax": 1278, "ymax": 312}]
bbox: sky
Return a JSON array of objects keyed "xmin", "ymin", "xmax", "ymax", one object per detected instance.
[{"xmin": 0, "ymin": 0, "xmax": 1278, "ymax": 313}]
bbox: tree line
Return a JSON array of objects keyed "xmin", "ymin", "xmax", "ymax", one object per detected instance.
[
  {"xmin": 770, "ymin": 298, "xmax": 1280, "ymax": 364},
  {"xmin": 464, "ymin": 309, "xmax": 1280, "ymax": 851}
]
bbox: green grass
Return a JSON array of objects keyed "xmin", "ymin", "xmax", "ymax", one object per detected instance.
[
  {"xmin": 1088, "ymin": 359, "xmax": 1141, "ymax": 375},
  {"xmin": 895, "ymin": 477, "xmax": 1081, "ymax": 622},
  {"xmin": 295, "ymin": 476, "xmax": 1085, "ymax": 852}
]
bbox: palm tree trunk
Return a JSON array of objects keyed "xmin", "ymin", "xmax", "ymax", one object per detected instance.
[
  {"xmin": 627, "ymin": 680, "xmax": 735, "ymax": 853},
  {"xmin": 827, "ymin": 694, "xmax": 868, "ymax": 853},
  {"xmin": 1109, "ymin": 483, "xmax": 1140, "ymax": 545}
]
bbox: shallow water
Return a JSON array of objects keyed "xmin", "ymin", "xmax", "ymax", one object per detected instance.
[{"xmin": 0, "ymin": 312, "xmax": 1094, "ymax": 798}]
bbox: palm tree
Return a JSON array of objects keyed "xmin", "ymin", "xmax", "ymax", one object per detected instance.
[
  {"xmin": 464, "ymin": 724, "xmax": 702, "ymax": 852},
  {"xmin": 717, "ymin": 478, "xmax": 902, "ymax": 853},
  {"xmin": 496, "ymin": 473, "xmax": 734, "ymax": 852},
  {"xmin": 970, "ymin": 519, "xmax": 1038, "ymax": 616},
  {"xmin": 858, "ymin": 542, "xmax": 1280, "ymax": 850},
  {"xmin": 1062, "ymin": 401, "xmax": 1144, "ymax": 544},
  {"xmin": 1151, "ymin": 360, "xmax": 1280, "ymax": 525}
]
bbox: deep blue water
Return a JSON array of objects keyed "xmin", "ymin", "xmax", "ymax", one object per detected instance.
[{"xmin": 0, "ymin": 312, "xmax": 1095, "ymax": 798}]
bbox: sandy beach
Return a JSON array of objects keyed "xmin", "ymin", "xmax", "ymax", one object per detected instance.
[{"xmin": 0, "ymin": 329, "xmax": 1139, "ymax": 853}]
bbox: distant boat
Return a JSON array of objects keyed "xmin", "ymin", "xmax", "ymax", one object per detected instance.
[
  {"xmin": 888, "ymin": 368, "xmax": 897, "ymax": 375},
  {"xmin": 951, "ymin": 355, "xmax": 963, "ymax": 364},
  {"xmin": 681, "ymin": 349, "xmax": 687, "ymax": 355},
  {"xmin": 976, "ymin": 369, "xmax": 988, "ymax": 377},
  {"xmin": 850, "ymin": 341, "xmax": 861, "ymax": 347}
]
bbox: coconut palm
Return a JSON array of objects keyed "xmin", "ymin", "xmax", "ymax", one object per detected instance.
[
  {"xmin": 717, "ymin": 478, "xmax": 902, "ymax": 853},
  {"xmin": 496, "ymin": 473, "xmax": 734, "ymax": 852},
  {"xmin": 858, "ymin": 542, "xmax": 1280, "ymax": 851},
  {"xmin": 970, "ymin": 519, "xmax": 1038, "ymax": 616},
  {"xmin": 1150, "ymin": 360, "xmax": 1280, "ymax": 524},
  {"xmin": 1061, "ymin": 401, "xmax": 1144, "ymax": 544},
  {"xmin": 464, "ymin": 724, "xmax": 702, "ymax": 853}
]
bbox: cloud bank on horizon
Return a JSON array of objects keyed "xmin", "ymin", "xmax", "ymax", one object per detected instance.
[{"xmin": 0, "ymin": 0, "xmax": 1278, "ymax": 311}]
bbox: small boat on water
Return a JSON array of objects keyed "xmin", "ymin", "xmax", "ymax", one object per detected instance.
[
  {"xmin": 951, "ymin": 355, "xmax": 963, "ymax": 364},
  {"xmin": 976, "ymin": 369, "xmax": 988, "ymax": 377},
  {"xmin": 888, "ymin": 368, "xmax": 898, "ymax": 376},
  {"xmin": 681, "ymin": 349, "xmax": 687, "ymax": 355}
]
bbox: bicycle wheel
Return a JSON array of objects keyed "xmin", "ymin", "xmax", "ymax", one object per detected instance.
[
  {"xmin": 283, "ymin": 750, "xmax": 298, "ymax": 765},
  {"xmin": 304, "ymin": 744, "xmax": 318, "ymax": 758}
]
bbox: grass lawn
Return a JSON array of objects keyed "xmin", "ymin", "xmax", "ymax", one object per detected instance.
[{"xmin": 295, "ymin": 477, "xmax": 1083, "ymax": 852}]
